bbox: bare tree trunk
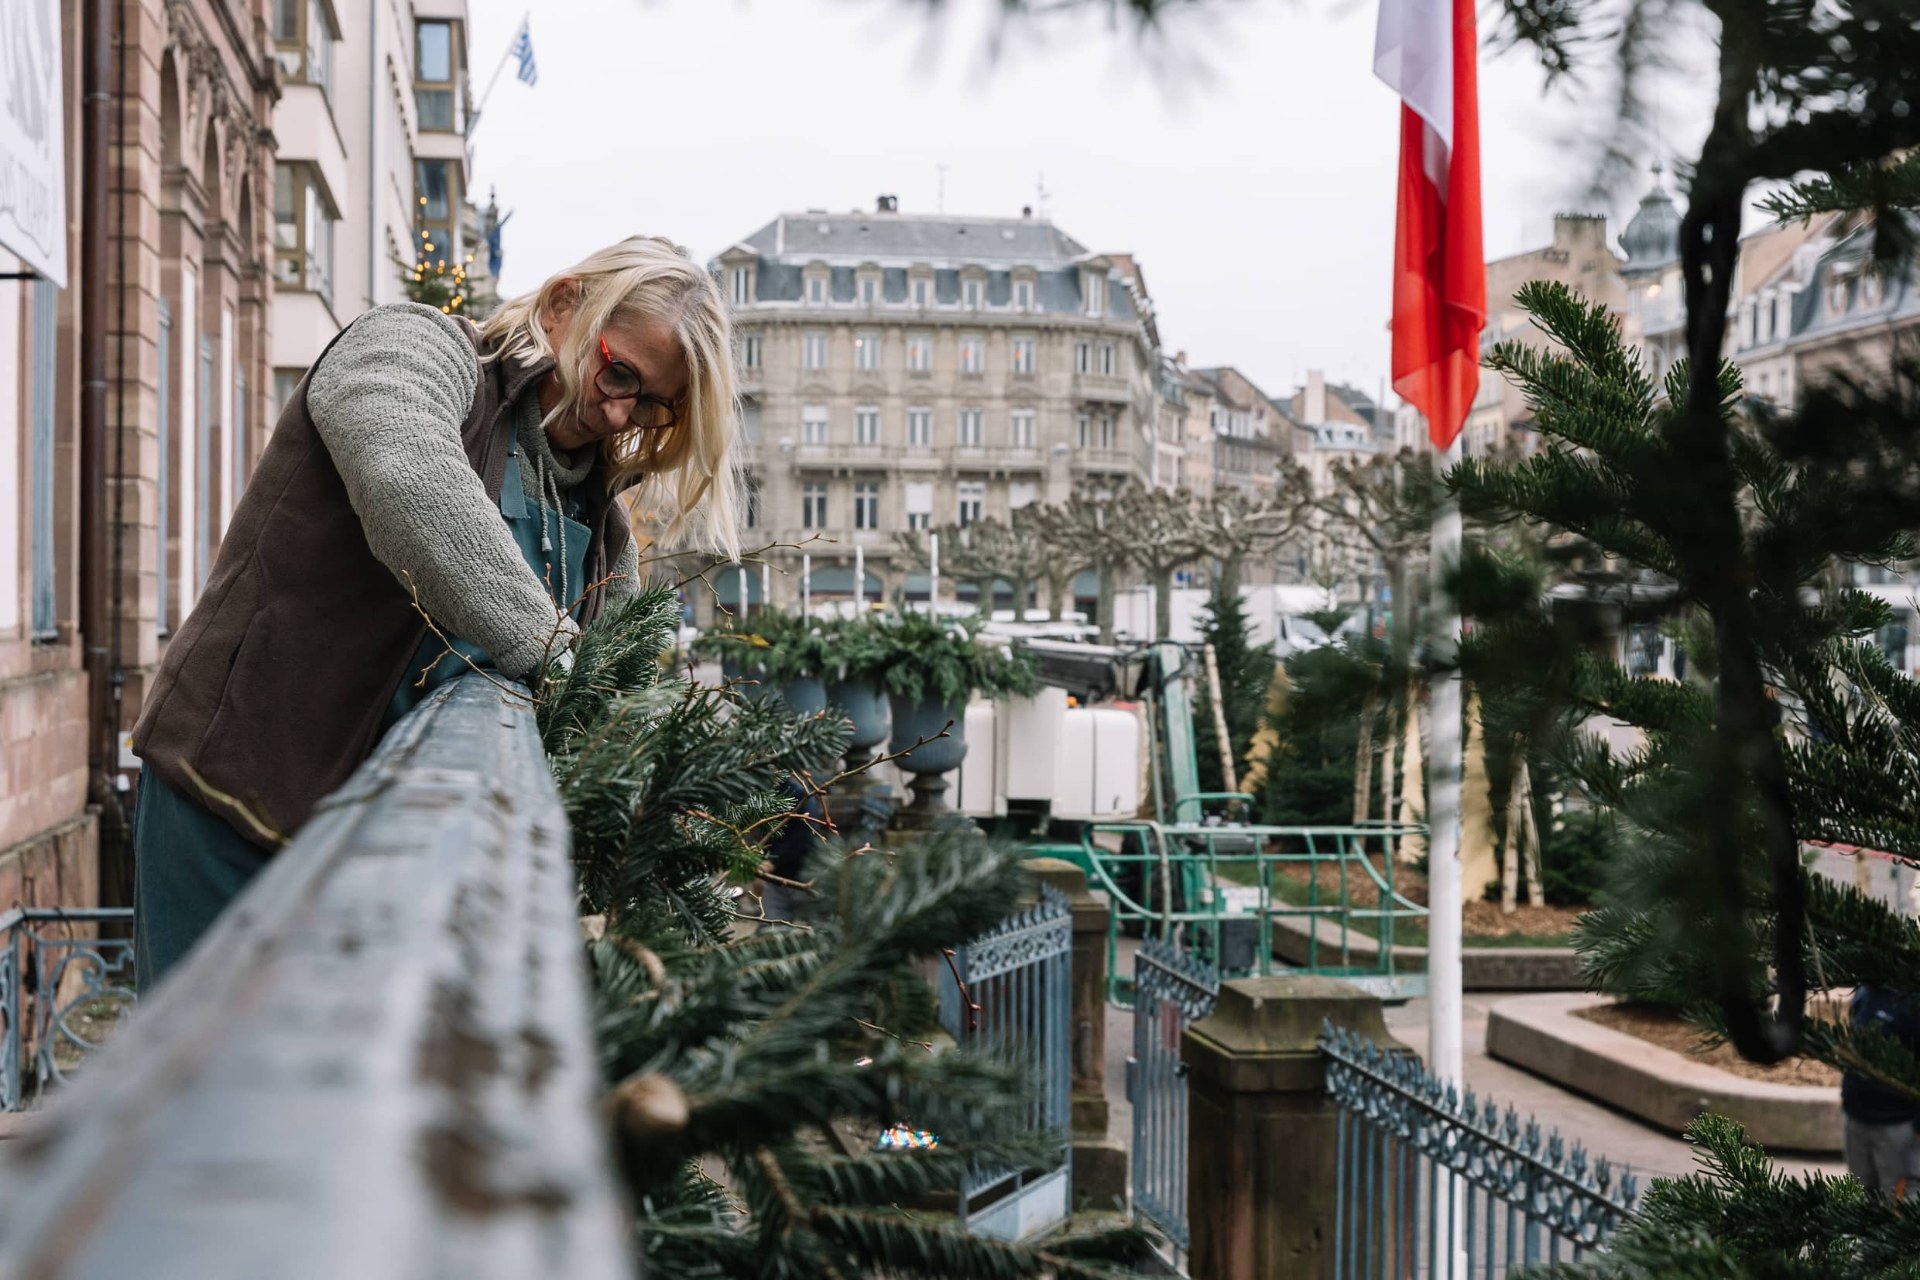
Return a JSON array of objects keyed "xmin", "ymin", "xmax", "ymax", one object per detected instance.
[
  {"xmin": 1519, "ymin": 759, "xmax": 1546, "ymax": 907},
  {"xmin": 1381, "ymin": 693, "xmax": 1397, "ymax": 848},
  {"xmin": 1353, "ymin": 687, "xmax": 1378, "ymax": 855},
  {"xmin": 1045, "ymin": 567, "xmax": 1072, "ymax": 621},
  {"xmin": 1397, "ymin": 679, "xmax": 1426, "ymax": 864},
  {"xmin": 1502, "ymin": 736, "xmax": 1524, "ymax": 914},
  {"xmin": 1219, "ymin": 551, "xmax": 1245, "ymax": 600},
  {"xmin": 1154, "ymin": 568, "xmax": 1175, "ymax": 642},
  {"xmin": 1097, "ymin": 560, "xmax": 1116, "ymax": 644},
  {"xmin": 1204, "ymin": 643, "xmax": 1237, "ymax": 793}
]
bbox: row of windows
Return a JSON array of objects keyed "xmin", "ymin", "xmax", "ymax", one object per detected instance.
[
  {"xmin": 796, "ymin": 480, "xmax": 1032, "ymax": 531},
  {"xmin": 796, "ymin": 405, "xmax": 1044, "ymax": 448},
  {"xmin": 731, "ymin": 266, "xmax": 1053, "ymax": 314},
  {"xmin": 752, "ymin": 331, "xmax": 1116, "ymax": 376}
]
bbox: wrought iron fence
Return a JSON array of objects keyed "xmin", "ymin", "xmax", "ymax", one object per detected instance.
[
  {"xmin": 938, "ymin": 884, "xmax": 1073, "ymax": 1241},
  {"xmin": 1127, "ymin": 938, "xmax": 1219, "ymax": 1270},
  {"xmin": 1322, "ymin": 1023, "xmax": 1639, "ymax": 1279},
  {"xmin": 0, "ymin": 907, "xmax": 134, "ymax": 1112}
]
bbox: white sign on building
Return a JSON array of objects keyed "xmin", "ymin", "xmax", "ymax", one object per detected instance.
[{"xmin": 0, "ymin": 0, "xmax": 68, "ymax": 285}]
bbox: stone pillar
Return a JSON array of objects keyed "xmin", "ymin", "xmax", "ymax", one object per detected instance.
[
  {"xmin": 1021, "ymin": 857, "xmax": 1126, "ymax": 1211},
  {"xmin": 1184, "ymin": 975, "xmax": 1410, "ymax": 1280}
]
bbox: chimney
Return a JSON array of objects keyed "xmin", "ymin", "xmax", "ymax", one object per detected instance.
[
  {"xmin": 1306, "ymin": 369, "xmax": 1327, "ymax": 425},
  {"xmin": 1175, "ymin": 350, "xmax": 1187, "ymax": 368},
  {"xmin": 1021, "ymin": 205, "xmax": 1033, "ymax": 219},
  {"xmin": 876, "ymin": 194, "xmax": 899, "ymax": 213}
]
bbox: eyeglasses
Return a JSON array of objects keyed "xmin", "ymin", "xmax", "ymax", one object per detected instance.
[{"xmin": 595, "ymin": 336, "xmax": 680, "ymax": 431}]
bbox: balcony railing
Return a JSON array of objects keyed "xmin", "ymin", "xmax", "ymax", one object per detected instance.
[
  {"xmin": 1072, "ymin": 447, "xmax": 1136, "ymax": 473},
  {"xmin": 0, "ymin": 907, "xmax": 134, "ymax": 1112},
  {"xmin": 0, "ymin": 675, "xmax": 634, "ymax": 1278},
  {"xmin": 791, "ymin": 442, "xmax": 893, "ymax": 469},
  {"xmin": 948, "ymin": 445, "xmax": 1047, "ymax": 472}
]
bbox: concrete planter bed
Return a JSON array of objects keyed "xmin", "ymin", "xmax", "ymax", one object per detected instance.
[
  {"xmin": 1486, "ymin": 992, "xmax": 1841, "ymax": 1153},
  {"xmin": 1268, "ymin": 913, "xmax": 1585, "ymax": 991}
]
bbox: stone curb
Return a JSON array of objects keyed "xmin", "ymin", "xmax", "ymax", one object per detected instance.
[
  {"xmin": 1485, "ymin": 991, "xmax": 1841, "ymax": 1153},
  {"xmin": 1268, "ymin": 913, "xmax": 1585, "ymax": 990}
]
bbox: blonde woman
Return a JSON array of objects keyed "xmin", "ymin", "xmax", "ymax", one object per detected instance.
[{"xmin": 131, "ymin": 236, "xmax": 740, "ymax": 985}]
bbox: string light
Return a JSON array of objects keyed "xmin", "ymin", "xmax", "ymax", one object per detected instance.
[{"xmin": 875, "ymin": 1124, "xmax": 939, "ymax": 1151}]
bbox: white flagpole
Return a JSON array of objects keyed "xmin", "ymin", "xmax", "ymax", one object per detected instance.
[
  {"xmin": 802, "ymin": 553, "xmax": 812, "ymax": 617},
  {"xmin": 762, "ymin": 563, "xmax": 772, "ymax": 614},
  {"xmin": 736, "ymin": 563, "xmax": 749, "ymax": 619},
  {"xmin": 854, "ymin": 545, "xmax": 865, "ymax": 612},
  {"xmin": 1427, "ymin": 435, "xmax": 1465, "ymax": 1087},
  {"xmin": 929, "ymin": 533, "xmax": 940, "ymax": 616}
]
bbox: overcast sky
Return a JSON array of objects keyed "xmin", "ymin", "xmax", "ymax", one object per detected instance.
[{"xmin": 463, "ymin": 0, "xmax": 1717, "ymax": 405}]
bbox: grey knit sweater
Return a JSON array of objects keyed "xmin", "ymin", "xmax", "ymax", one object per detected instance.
[{"xmin": 306, "ymin": 303, "xmax": 640, "ymax": 679}]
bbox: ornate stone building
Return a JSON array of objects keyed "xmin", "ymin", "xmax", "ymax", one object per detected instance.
[
  {"xmin": 713, "ymin": 199, "xmax": 1160, "ymax": 617},
  {"xmin": 0, "ymin": 0, "xmax": 276, "ymax": 910}
]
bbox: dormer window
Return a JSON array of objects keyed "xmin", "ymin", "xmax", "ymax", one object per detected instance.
[
  {"xmin": 965, "ymin": 279, "xmax": 982, "ymax": 310},
  {"xmin": 912, "ymin": 276, "xmax": 930, "ymax": 308},
  {"xmin": 1083, "ymin": 270, "xmax": 1106, "ymax": 318},
  {"xmin": 807, "ymin": 275, "xmax": 825, "ymax": 305},
  {"xmin": 730, "ymin": 265, "xmax": 755, "ymax": 307},
  {"xmin": 1015, "ymin": 280, "xmax": 1032, "ymax": 311}
]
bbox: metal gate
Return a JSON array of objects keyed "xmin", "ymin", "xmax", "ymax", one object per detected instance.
[
  {"xmin": 1322, "ymin": 1023, "xmax": 1639, "ymax": 1278},
  {"xmin": 939, "ymin": 885, "xmax": 1073, "ymax": 1241},
  {"xmin": 1127, "ymin": 937, "xmax": 1220, "ymax": 1270}
]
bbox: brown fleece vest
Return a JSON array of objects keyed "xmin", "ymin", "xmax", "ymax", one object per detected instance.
[{"xmin": 132, "ymin": 319, "xmax": 632, "ymax": 848}]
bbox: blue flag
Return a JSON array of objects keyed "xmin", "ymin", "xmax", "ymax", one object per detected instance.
[{"xmin": 511, "ymin": 20, "xmax": 537, "ymax": 87}]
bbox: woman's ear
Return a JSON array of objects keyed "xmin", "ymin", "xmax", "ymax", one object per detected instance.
[{"xmin": 540, "ymin": 278, "xmax": 579, "ymax": 343}]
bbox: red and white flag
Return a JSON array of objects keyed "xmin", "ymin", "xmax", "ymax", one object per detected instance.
[{"xmin": 1375, "ymin": 0, "xmax": 1486, "ymax": 450}]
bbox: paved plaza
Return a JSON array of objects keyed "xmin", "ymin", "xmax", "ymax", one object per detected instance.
[{"xmin": 1101, "ymin": 934, "xmax": 1844, "ymax": 1192}]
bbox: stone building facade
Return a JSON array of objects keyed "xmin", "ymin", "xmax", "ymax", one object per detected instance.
[
  {"xmin": 713, "ymin": 200, "xmax": 1159, "ymax": 616},
  {"xmin": 0, "ymin": 0, "xmax": 278, "ymax": 910},
  {"xmin": 1, "ymin": 0, "xmax": 477, "ymax": 911}
]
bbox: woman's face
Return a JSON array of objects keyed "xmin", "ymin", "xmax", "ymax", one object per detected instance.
[{"xmin": 539, "ymin": 283, "xmax": 689, "ymax": 452}]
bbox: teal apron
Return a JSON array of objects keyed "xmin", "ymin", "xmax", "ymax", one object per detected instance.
[{"xmin": 135, "ymin": 446, "xmax": 591, "ymax": 989}]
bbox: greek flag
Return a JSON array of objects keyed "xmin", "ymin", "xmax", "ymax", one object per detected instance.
[{"xmin": 511, "ymin": 19, "xmax": 537, "ymax": 86}]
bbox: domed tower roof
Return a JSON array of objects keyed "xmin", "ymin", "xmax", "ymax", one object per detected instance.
[{"xmin": 1620, "ymin": 163, "xmax": 1682, "ymax": 278}]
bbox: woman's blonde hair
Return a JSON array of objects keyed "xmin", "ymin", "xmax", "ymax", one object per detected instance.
[{"xmin": 480, "ymin": 235, "xmax": 740, "ymax": 559}]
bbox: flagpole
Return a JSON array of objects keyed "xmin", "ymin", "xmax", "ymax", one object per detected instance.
[
  {"xmin": 929, "ymin": 533, "xmax": 940, "ymax": 616},
  {"xmin": 1427, "ymin": 436, "xmax": 1464, "ymax": 1089},
  {"xmin": 467, "ymin": 11, "xmax": 530, "ymax": 141},
  {"xmin": 802, "ymin": 553, "xmax": 812, "ymax": 618}
]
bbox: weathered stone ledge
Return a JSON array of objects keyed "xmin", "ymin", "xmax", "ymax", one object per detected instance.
[
  {"xmin": 1486, "ymin": 991, "xmax": 1841, "ymax": 1153},
  {"xmin": 1268, "ymin": 913, "xmax": 1585, "ymax": 990}
]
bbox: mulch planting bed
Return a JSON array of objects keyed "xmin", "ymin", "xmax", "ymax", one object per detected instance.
[
  {"xmin": 1574, "ymin": 1002, "xmax": 1841, "ymax": 1088},
  {"xmin": 1267, "ymin": 852, "xmax": 1586, "ymax": 943}
]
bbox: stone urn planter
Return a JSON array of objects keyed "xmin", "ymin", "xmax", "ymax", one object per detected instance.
[
  {"xmin": 826, "ymin": 679, "xmax": 890, "ymax": 774},
  {"xmin": 781, "ymin": 675, "xmax": 828, "ymax": 717},
  {"xmin": 888, "ymin": 693, "xmax": 969, "ymax": 818}
]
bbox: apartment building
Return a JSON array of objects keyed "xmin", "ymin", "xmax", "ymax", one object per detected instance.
[
  {"xmin": 713, "ymin": 198, "xmax": 1159, "ymax": 615},
  {"xmin": 272, "ymin": 0, "xmax": 478, "ymax": 408}
]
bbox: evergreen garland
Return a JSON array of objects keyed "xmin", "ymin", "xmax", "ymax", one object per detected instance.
[{"xmin": 536, "ymin": 589, "xmax": 1147, "ymax": 1277}]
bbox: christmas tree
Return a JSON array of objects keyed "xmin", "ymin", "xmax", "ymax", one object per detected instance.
[{"xmin": 538, "ymin": 589, "xmax": 1148, "ymax": 1278}]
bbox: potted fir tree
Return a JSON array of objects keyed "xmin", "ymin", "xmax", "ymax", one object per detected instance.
[{"xmin": 856, "ymin": 614, "xmax": 1039, "ymax": 818}]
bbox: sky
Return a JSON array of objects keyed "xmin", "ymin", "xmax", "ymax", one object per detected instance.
[{"xmin": 463, "ymin": 0, "xmax": 1717, "ymax": 406}]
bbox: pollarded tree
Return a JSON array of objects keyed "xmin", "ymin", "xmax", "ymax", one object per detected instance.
[
  {"xmin": 1108, "ymin": 482, "xmax": 1209, "ymax": 643},
  {"xmin": 1197, "ymin": 485, "xmax": 1303, "ymax": 600},
  {"xmin": 1029, "ymin": 489, "xmax": 1137, "ymax": 642}
]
